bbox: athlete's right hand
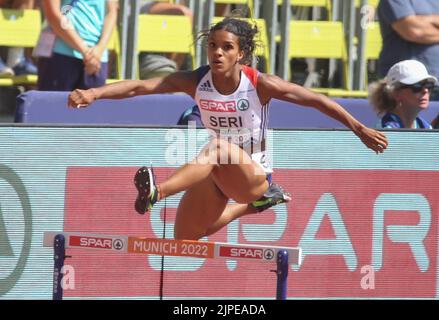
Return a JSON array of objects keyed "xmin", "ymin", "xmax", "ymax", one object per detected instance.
[{"xmin": 68, "ymin": 88, "xmax": 97, "ymax": 109}]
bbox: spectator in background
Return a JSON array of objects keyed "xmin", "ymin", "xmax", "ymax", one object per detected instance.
[
  {"xmin": 377, "ymin": 0, "xmax": 439, "ymax": 100},
  {"xmin": 138, "ymin": 1, "xmax": 231, "ymax": 79},
  {"xmin": 37, "ymin": 0, "xmax": 118, "ymax": 91},
  {"xmin": 0, "ymin": 0, "xmax": 38, "ymax": 77},
  {"xmin": 369, "ymin": 60, "xmax": 437, "ymax": 129},
  {"xmin": 138, "ymin": 1, "xmax": 194, "ymax": 79},
  {"xmin": 432, "ymin": 114, "xmax": 439, "ymax": 129}
]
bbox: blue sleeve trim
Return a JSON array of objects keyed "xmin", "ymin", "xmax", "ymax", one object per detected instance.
[{"xmin": 196, "ymin": 65, "xmax": 211, "ymax": 85}]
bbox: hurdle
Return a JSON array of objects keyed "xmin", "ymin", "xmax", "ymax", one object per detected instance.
[{"xmin": 43, "ymin": 231, "xmax": 302, "ymax": 300}]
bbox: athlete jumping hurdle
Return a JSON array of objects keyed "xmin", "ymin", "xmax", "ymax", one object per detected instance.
[{"xmin": 67, "ymin": 17, "xmax": 388, "ymax": 241}]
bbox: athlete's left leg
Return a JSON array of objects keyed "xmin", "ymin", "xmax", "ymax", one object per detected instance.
[
  {"xmin": 204, "ymin": 182, "xmax": 292, "ymax": 236},
  {"xmin": 204, "ymin": 203, "xmax": 256, "ymax": 236}
]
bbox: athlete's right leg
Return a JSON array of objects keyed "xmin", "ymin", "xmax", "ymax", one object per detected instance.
[{"xmin": 134, "ymin": 140, "xmax": 221, "ymax": 214}]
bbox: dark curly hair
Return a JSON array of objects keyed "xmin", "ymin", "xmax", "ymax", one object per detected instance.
[{"xmin": 199, "ymin": 17, "xmax": 259, "ymax": 66}]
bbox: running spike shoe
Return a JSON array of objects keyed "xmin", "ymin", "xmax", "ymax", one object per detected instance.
[
  {"xmin": 134, "ymin": 166, "xmax": 158, "ymax": 214},
  {"xmin": 250, "ymin": 183, "xmax": 291, "ymax": 212}
]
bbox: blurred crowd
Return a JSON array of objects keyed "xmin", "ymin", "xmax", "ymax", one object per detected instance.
[{"xmin": 1, "ymin": 0, "xmax": 439, "ymax": 128}]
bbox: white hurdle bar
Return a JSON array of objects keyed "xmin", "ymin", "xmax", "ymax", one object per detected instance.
[
  {"xmin": 43, "ymin": 231, "xmax": 302, "ymax": 264},
  {"xmin": 43, "ymin": 231, "xmax": 302, "ymax": 300}
]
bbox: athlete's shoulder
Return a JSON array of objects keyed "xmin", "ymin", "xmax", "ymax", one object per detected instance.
[
  {"xmin": 255, "ymin": 72, "xmax": 284, "ymax": 94},
  {"xmin": 240, "ymin": 65, "xmax": 259, "ymax": 87},
  {"xmin": 195, "ymin": 65, "xmax": 211, "ymax": 84}
]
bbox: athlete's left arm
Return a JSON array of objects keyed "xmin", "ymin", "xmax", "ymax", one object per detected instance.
[{"xmin": 257, "ymin": 73, "xmax": 388, "ymax": 153}]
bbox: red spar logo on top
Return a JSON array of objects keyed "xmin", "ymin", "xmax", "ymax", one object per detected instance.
[
  {"xmin": 219, "ymin": 246, "xmax": 264, "ymax": 259},
  {"xmin": 199, "ymin": 99, "xmax": 236, "ymax": 112},
  {"xmin": 69, "ymin": 236, "xmax": 114, "ymax": 249}
]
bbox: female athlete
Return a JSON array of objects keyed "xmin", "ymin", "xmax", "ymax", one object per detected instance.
[{"xmin": 68, "ymin": 18, "xmax": 388, "ymax": 240}]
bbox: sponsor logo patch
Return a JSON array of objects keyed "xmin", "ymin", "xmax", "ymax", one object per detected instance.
[
  {"xmin": 200, "ymin": 100, "xmax": 237, "ymax": 112},
  {"xmin": 199, "ymin": 80, "xmax": 214, "ymax": 92},
  {"xmin": 237, "ymin": 99, "xmax": 250, "ymax": 111},
  {"xmin": 219, "ymin": 246, "xmax": 264, "ymax": 259},
  {"xmin": 70, "ymin": 236, "xmax": 114, "ymax": 249}
]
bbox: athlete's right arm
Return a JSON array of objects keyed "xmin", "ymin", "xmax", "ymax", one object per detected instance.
[{"xmin": 67, "ymin": 71, "xmax": 197, "ymax": 108}]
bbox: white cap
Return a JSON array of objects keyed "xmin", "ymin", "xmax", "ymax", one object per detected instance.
[{"xmin": 385, "ymin": 60, "xmax": 438, "ymax": 89}]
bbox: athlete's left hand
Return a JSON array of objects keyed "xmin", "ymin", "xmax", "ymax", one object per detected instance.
[{"xmin": 356, "ymin": 126, "xmax": 388, "ymax": 154}]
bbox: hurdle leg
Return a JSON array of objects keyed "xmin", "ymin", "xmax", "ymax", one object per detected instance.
[
  {"xmin": 52, "ymin": 234, "xmax": 66, "ymax": 300},
  {"xmin": 275, "ymin": 250, "xmax": 289, "ymax": 300}
]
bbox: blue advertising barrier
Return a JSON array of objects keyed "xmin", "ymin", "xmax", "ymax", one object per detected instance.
[{"xmin": 16, "ymin": 90, "xmax": 439, "ymax": 128}]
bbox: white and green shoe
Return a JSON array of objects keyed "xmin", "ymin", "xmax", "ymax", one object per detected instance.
[
  {"xmin": 134, "ymin": 166, "xmax": 158, "ymax": 214},
  {"xmin": 250, "ymin": 183, "xmax": 291, "ymax": 212}
]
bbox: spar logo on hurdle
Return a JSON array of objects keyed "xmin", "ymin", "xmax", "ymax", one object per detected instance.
[
  {"xmin": 218, "ymin": 245, "xmax": 276, "ymax": 261},
  {"xmin": 43, "ymin": 231, "xmax": 302, "ymax": 300},
  {"xmin": 69, "ymin": 236, "xmax": 125, "ymax": 251}
]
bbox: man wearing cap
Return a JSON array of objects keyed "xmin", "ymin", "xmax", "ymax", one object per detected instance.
[
  {"xmin": 369, "ymin": 60, "xmax": 437, "ymax": 129},
  {"xmin": 377, "ymin": 0, "xmax": 439, "ymax": 100}
]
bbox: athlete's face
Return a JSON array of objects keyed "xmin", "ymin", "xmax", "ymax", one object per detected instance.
[{"xmin": 207, "ymin": 29, "xmax": 244, "ymax": 73}]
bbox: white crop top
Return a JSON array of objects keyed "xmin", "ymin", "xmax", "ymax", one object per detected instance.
[{"xmin": 194, "ymin": 65, "xmax": 272, "ymax": 173}]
